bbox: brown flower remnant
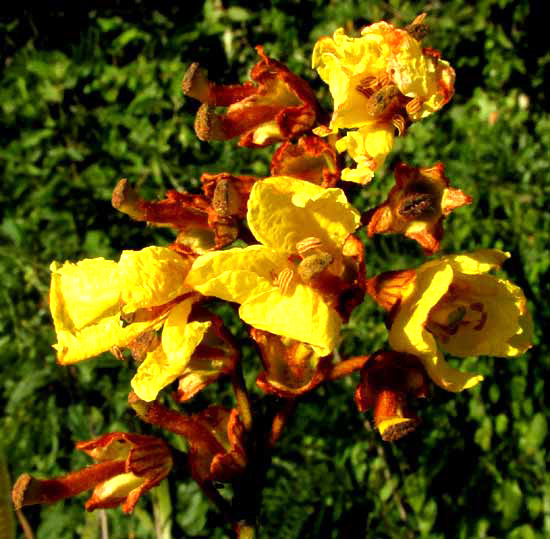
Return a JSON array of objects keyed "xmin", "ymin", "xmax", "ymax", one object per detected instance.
[
  {"xmin": 365, "ymin": 162, "xmax": 472, "ymax": 253},
  {"xmin": 270, "ymin": 134, "xmax": 341, "ymax": 187},
  {"xmin": 12, "ymin": 433, "xmax": 172, "ymax": 513},
  {"xmin": 183, "ymin": 46, "xmax": 319, "ymax": 147},
  {"xmin": 354, "ymin": 351, "xmax": 429, "ymax": 441},
  {"xmin": 200, "ymin": 172, "xmax": 258, "ymax": 220},
  {"xmin": 129, "ymin": 396, "xmax": 246, "ymax": 484},
  {"xmin": 112, "ymin": 178, "xmax": 247, "ymax": 253}
]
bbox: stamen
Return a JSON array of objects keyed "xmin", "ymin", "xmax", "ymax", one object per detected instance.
[
  {"xmin": 356, "ymin": 73, "xmax": 392, "ymax": 99},
  {"xmin": 276, "ymin": 268, "xmax": 295, "ymax": 295},
  {"xmin": 406, "ymin": 97, "xmax": 424, "ymax": 118},
  {"xmin": 391, "ymin": 114, "xmax": 406, "ymax": 136},
  {"xmin": 296, "ymin": 236, "xmax": 323, "ymax": 257}
]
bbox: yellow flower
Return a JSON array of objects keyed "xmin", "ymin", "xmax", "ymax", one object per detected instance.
[
  {"xmin": 50, "ymin": 246, "xmax": 210, "ymax": 401},
  {"xmin": 312, "ymin": 18, "xmax": 455, "ymax": 184},
  {"xmin": 367, "ymin": 250, "xmax": 533, "ymax": 391},
  {"xmin": 186, "ymin": 176, "xmax": 361, "ymax": 355}
]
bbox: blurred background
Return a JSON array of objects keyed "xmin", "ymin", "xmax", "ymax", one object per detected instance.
[{"xmin": 0, "ymin": 1, "xmax": 548, "ymax": 537}]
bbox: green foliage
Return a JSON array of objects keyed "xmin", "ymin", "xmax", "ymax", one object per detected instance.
[{"xmin": 1, "ymin": 1, "xmax": 548, "ymax": 538}]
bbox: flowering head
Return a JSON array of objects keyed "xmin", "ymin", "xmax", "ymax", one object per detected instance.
[
  {"xmin": 366, "ymin": 162, "xmax": 472, "ymax": 253},
  {"xmin": 183, "ymin": 46, "xmax": 319, "ymax": 147},
  {"xmin": 367, "ymin": 250, "xmax": 533, "ymax": 391},
  {"xmin": 12, "ymin": 433, "xmax": 172, "ymax": 513},
  {"xmin": 312, "ymin": 15, "xmax": 455, "ymax": 183}
]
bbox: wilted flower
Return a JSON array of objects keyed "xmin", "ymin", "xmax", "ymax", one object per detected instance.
[
  {"xmin": 270, "ymin": 134, "xmax": 341, "ymax": 187},
  {"xmin": 312, "ymin": 15, "xmax": 455, "ymax": 183},
  {"xmin": 129, "ymin": 396, "xmax": 246, "ymax": 484},
  {"xmin": 251, "ymin": 329, "xmax": 330, "ymax": 397},
  {"xmin": 367, "ymin": 250, "xmax": 533, "ymax": 391},
  {"xmin": 112, "ymin": 178, "xmax": 254, "ymax": 254},
  {"xmin": 12, "ymin": 433, "xmax": 172, "ymax": 513},
  {"xmin": 183, "ymin": 46, "xmax": 319, "ymax": 147},
  {"xmin": 354, "ymin": 351, "xmax": 429, "ymax": 441},
  {"xmin": 185, "ymin": 176, "xmax": 362, "ymax": 355},
  {"xmin": 365, "ymin": 162, "xmax": 472, "ymax": 253}
]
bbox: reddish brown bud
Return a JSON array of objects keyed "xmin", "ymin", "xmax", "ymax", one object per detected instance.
[
  {"xmin": 270, "ymin": 135, "xmax": 341, "ymax": 187},
  {"xmin": 354, "ymin": 351, "xmax": 429, "ymax": 442}
]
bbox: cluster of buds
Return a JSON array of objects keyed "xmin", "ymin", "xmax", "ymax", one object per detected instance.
[{"xmin": 13, "ymin": 13, "xmax": 533, "ymax": 535}]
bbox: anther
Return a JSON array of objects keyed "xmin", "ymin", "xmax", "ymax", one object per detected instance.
[
  {"xmin": 391, "ymin": 114, "xmax": 406, "ymax": 136},
  {"xmin": 275, "ymin": 268, "xmax": 295, "ymax": 295},
  {"xmin": 405, "ymin": 96, "xmax": 424, "ymax": 118},
  {"xmin": 296, "ymin": 237, "xmax": 323, "ymax": 257}
]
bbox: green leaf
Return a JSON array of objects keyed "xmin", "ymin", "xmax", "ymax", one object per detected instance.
[{"xmin": 523, "ymin": 413, "xmax": 548, "ymax": 451}]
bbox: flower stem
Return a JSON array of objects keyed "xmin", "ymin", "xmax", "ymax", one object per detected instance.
[
  {"xmin": 268, "ymin": 399, "xmax": 296, "ymax": 448},
  {"xmin": 327, "ymin": 355, "xmax": 370, "ymax": 380},
  {"xmin": 232, "ymin": 363, "xmax": 253, "ymax": 432}
]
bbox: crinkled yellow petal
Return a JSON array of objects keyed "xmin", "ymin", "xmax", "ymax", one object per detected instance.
[
  {"xmin": 389, "ymin": 263, "xmax": 483, "ymax": 392},
  {"xmin": 440, "ymin": 275, "xmax": 533, "ymax": 358},
  {"xmin": 444, "ymin": 249, "xmax": 510, "ymax": 275},
  {"xmin": 119, "ymin": 246, "xmax": 192, "ymax": 313},
  {"xmin": 247, "ymin": 177, "xmax": 360, "ymax": 253},
  {"xmin": 336, "ymin": 125, "xmax": 395, "ymax": 184},
  {"xmin": 50, "ymin": 259, "xmax": 120, "ymax": 332},
  {"xmin": 313, "ymin": 28, "xmax": 391, "ymax": 90},
  {"xmin": 185, "ymin": 246, "xmax": 286, "ymax": 304},
  {"xmin": 50, "ymin": 258, "xmax": 164, "ymax": 364},
  {"xmin": 54, "ymin": 312, "xmax": 164, "ymax": 365},
  {"xmin": 239, "ymin": 284, "xmax": 341, "ymax": 355},
  {"xmin": 131, "ymin": 299, "xmax": 211, "ymax": 402},
  {"xmin": 312, "ymin": 28, "xmax": 394, "ymax": 131}
]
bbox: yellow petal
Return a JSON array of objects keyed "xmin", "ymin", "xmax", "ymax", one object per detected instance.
[
  {"xmin": 119, "ymin": 246, "xmax": 192, "ymax": 313},
  {"xmin": 92, "ymin": 473, "xmax": 144, "ymax": 501},
  {"xmin": 389, "ymin": 262, "xmax": 483, "ymax": 391},
  {"xmin": 50, "ymin": 258, "xmax": 120, "ymax": 332},
  {"xmin": 185, "ymin": 246, "xmax": 286, "ymax": 304},
  {"xmin": 247, "ymin": 177, "xmax": 360, "ymax": 253},
  {"xmin": 312, "ymin": 28, "xmax": 390, "ymax": 125},
  {"xmin": 336, "ymin": 125, "xmax": 394, "ymax": 183},
  {"xmin": 50, "ymin": 258, "xmax": 164, "ymax": 364},
  {"xmin": 239, "ymin": 284, "xmax": 341, "ymax": 355},
  {"xmin": 443, "ymin": 249, "xmax": 510, "ymax": 275},
  {"xmin": 131, "ymin": 299, "xmax": 211, "ymax": 402},
  {"xmin": 54, "ymin": 313, "xmax": 164, "ymax": 365},
  {"xmin": 439, "ymin": 275, "xmax": 533, "ymax": 358}
]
